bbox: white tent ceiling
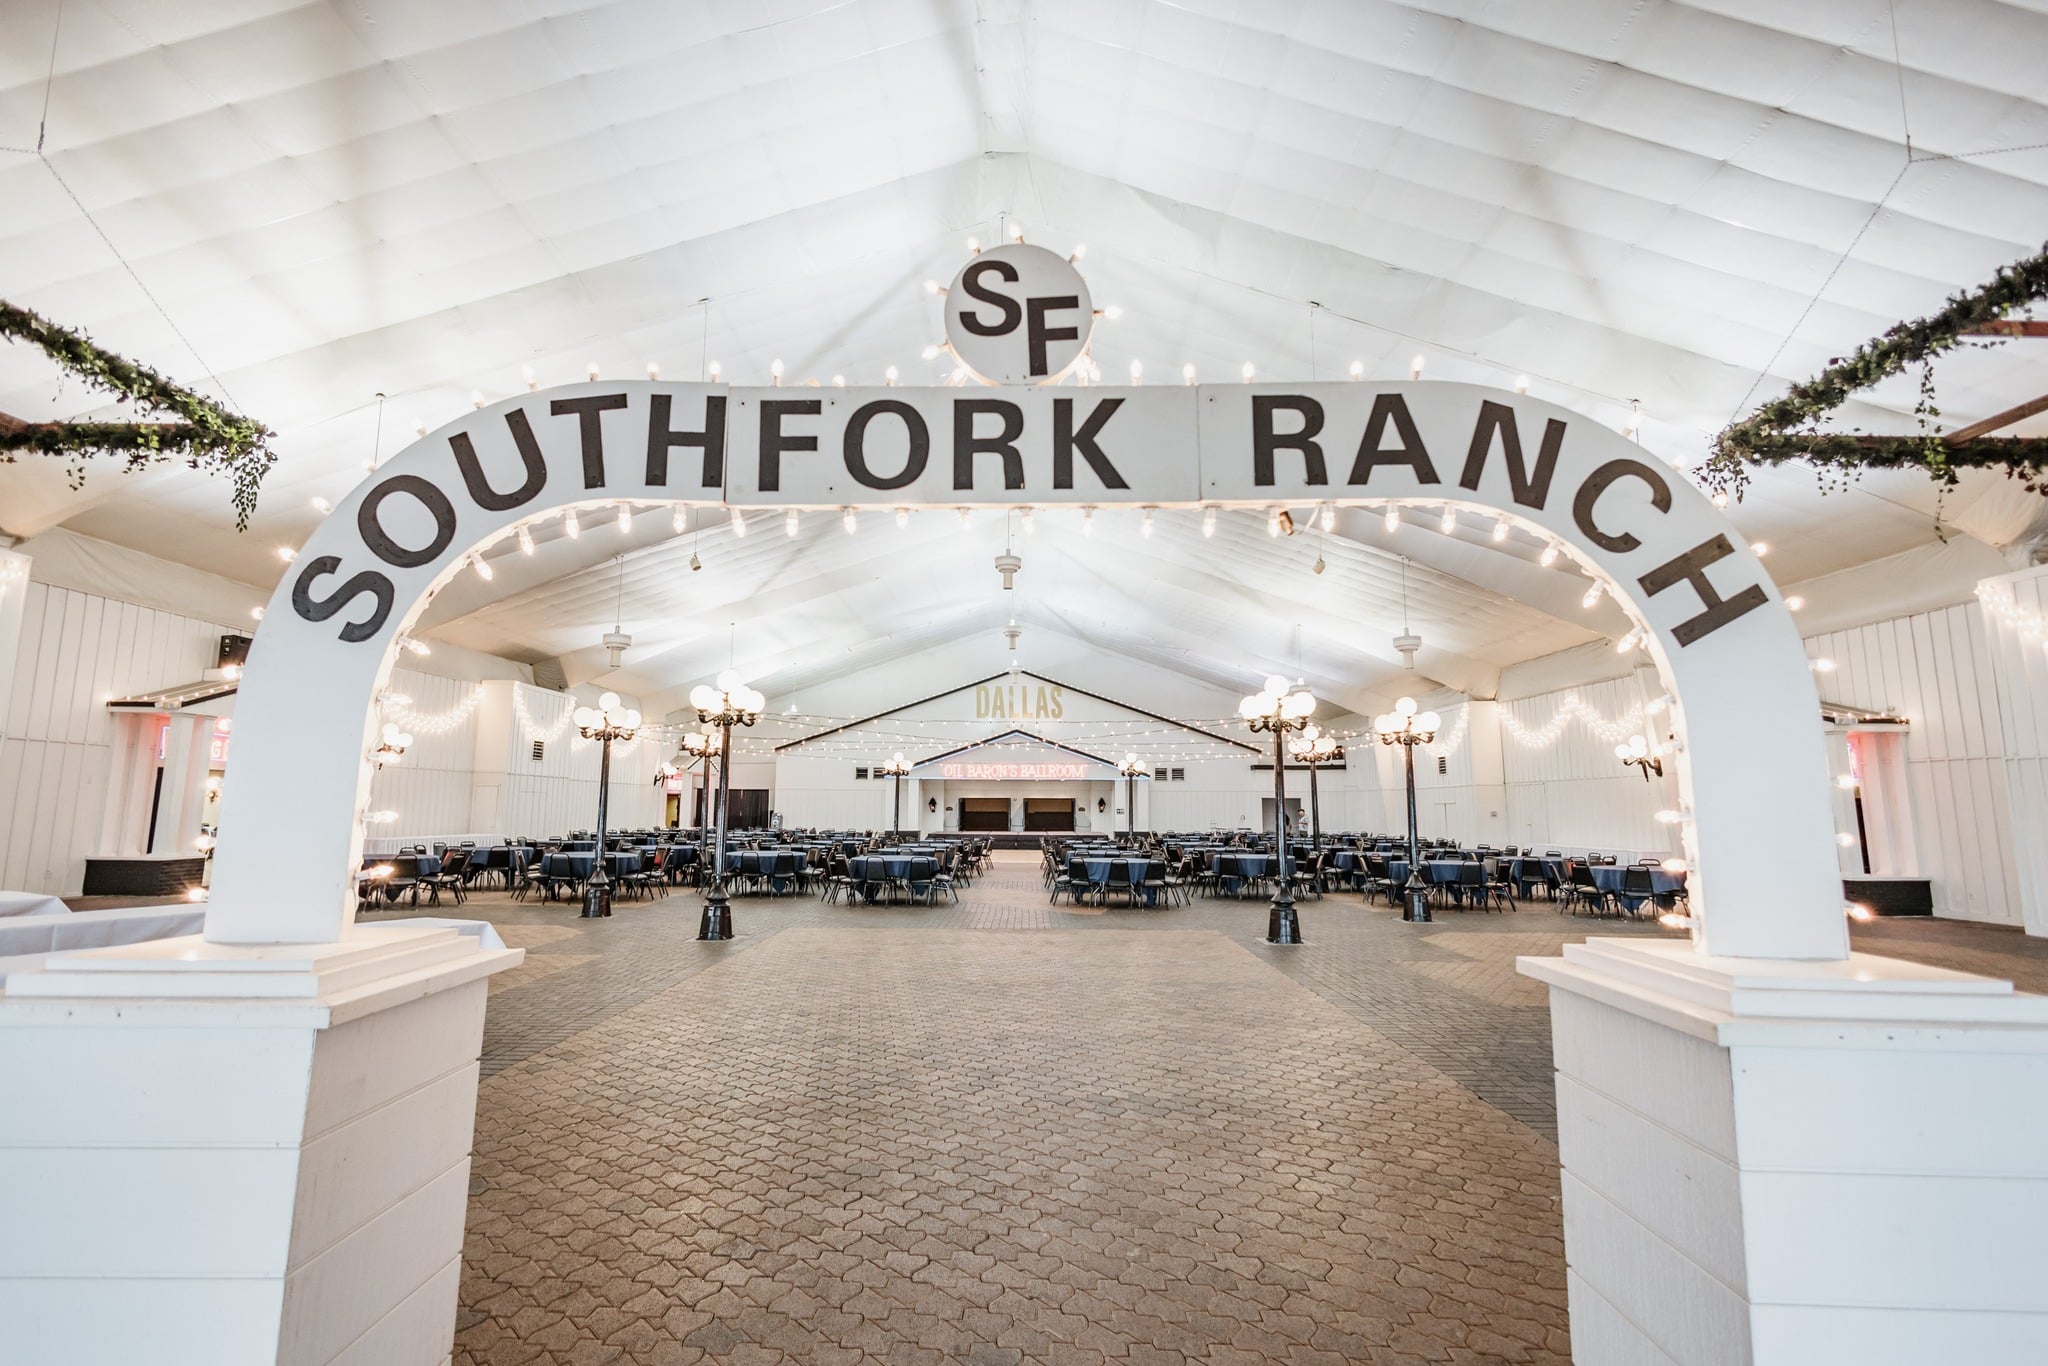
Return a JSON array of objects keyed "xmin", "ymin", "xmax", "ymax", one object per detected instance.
[{"xmin": 4, "ymin": 0, "xmax": 2047, "ymax": 715}]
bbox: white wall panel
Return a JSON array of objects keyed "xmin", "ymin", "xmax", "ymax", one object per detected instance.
[
  {"xmin": 1805, "ymin": 601, "xmax": 2020, "ymax": 925},
  {"xmin": 1975, "ymin": 568, "xmax": 2048, "ymax": 935},
  {"xmin": 0, "ymin": 581, "xmax": 233, "ymax": 894},
  {"xmin": 1499, "ymin": 677, "xmax": 1677, "ymax": 860}
]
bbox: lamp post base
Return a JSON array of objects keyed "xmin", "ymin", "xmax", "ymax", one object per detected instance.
[
  {"xmin": 1266, "ymin": 898, "xmax": 1305, "ymax": 945},
  {"xmin": 697, "ymin": 892, "xmax": 734, "ymax": 942},
  {"xmin": 1402, "ymin": 883, "xmax": 1432, "ymax": 923},
  {"xmin": 580, "ymin": 876, "xmax": 612, "ymax": 919}
]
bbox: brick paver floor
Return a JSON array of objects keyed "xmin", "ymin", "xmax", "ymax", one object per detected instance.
[{"xmin": 408, "ymin": 852, "xmax": 2048, "ymax": 1364}]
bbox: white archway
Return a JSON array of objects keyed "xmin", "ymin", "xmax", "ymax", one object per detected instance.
[{"xmin": 205, "ymin": 380, "xmax": 1845, "ymax": 961}]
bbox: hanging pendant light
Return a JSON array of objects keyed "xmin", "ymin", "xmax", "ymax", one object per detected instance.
[{"xmin": 1392, "ymin": 555, "xmax": 1422, "ymax": 669}]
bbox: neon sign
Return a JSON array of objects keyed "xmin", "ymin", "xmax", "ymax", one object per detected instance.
[{"xmin": 938, "ymin": 762, "xmax": 1091, "ymax": 781}]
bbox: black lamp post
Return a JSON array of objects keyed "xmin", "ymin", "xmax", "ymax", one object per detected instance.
[
  {"xmin": 1240, "ymin": 675, "xmax": 1316, "ymax": 945},
  {"xmin": 572, "ymin": 691, "xmax": 641, "ymax": 919},
  {"xmin": 878, "ymin": 752, "xmax": 910, "ymax": 841},
  {"xmin": 689, "ymin": 673, "xmax": 764, "ymax": 941},
  {"xmin": 1117, "ymin": 753, "xmax": 1147, "ymax": 842},
  {"xmin": 1287, "ymin": 726, "xmax": 1343, "ymax": 853},
  {"xmin": 1373, "ymin": 697, "xmax": 1441, "ymax": 923}
]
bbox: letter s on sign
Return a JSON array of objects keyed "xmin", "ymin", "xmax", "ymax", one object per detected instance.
[
  {"xmin": 956, "ymin": 259, "xmax": 1022, "ymax": 337},
  {"xmin": 291, "ymin": 556, "xmax": 395, "ymax": 643}
]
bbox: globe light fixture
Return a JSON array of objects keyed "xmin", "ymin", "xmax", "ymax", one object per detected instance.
[
  {"xmin": 877, "ymin": 751, "xmax": 912, "ymax": 840},
  {"xmin": 1616, "ymin": 732, "xmax": 1664, "ymax": 780},
  {"xmin": 1285, "ymin": 725, "xmax": 1345, "ymax": 854},
  {"xmin": 1374, "ymin": 697, "xmax": 1441, "ymax": 922},
  {"xmin": 1116, "ymin": 753, "xmax": 1148, "ymax": 840},
  {"xmin": 571, "ymin": 691, "xmax": 642, "ymax": 919},
  {"xmin": 689, "ymin": 674, "xmax": 765, "ymax": 940},
  {"xmin": 1240, "ymin": 675, "xmax": 1317, "ymax": 945}
]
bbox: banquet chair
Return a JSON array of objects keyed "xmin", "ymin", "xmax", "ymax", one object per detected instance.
[
  {"xmin": 1051, "ymin": 859, "xmax": 1093, "ymax": 906},
  {"xmin": 1620, "ymin": 866, "xmax": 1658, "ymax": 919},
  {"xmin": 1102, "ymin": 860, "xmax": 1137, "ymax": 907},
  {"xmin": 1563, "ymin": 863, "xmax": 1615, "ymax": 917},
  {"xmin": 419, "ymin": 849, "xmax": 468, "ymax": 907},
  {"xmin": 1458, "ymin": 861, "xmax": 1516, "ymax": 914}
]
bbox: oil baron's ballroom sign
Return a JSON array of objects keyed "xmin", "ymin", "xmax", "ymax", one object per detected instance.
[{"xmin": 207, "ymin": 373, "xmax": 1845, "ymax": 963}]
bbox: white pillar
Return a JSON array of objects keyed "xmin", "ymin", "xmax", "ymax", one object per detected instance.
[
  {"xmin": 0, "ymin": 544, "xmax": 29, "ymax": 733},
  {"xmin": 1976, "ymin": 567, "xmax": 2048, "ymax": 936},
  {"xmin": 153, "ymin": 715, "xmax": 209, "ymax": 856},
  {"xmin": 0, "ymin": 925, "xmax": 523, "ymax": 1364},
  {"xmin": 1521, "ymin": 939, "xmax": 2048, "ymax": 1363}
]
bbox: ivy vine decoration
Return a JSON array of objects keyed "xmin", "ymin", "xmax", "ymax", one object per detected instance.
[
  {"xmin": 1703, "ymin": 242, "xmax": 2048, "ymax": 500},
  {"xmin": 0, "ymin": 299, "xmax": 275, "ymax": 529}
]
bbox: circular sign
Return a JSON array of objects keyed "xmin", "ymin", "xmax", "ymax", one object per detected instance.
[{"xmin": 943, "ymin": 243, "xmax": 1094, "ymax": 385}]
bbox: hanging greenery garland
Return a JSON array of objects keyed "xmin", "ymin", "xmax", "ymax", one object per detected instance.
[
  {"xmin": 1703, "ymin": 242, "xmax": 2048, "ymax": 499},
  {"xmin": 0, "ymin": 299, "xmax": 275, "ymax": 529}
]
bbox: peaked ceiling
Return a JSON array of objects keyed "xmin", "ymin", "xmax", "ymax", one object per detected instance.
[{"xmin": 5, "ymin": 0, "xmax": 2048, "ymax": 714}]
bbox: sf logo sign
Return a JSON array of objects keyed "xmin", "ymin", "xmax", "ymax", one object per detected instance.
[{"xmin": 943, "ymin": 243, "xmax": 1095, "ymax": 385}]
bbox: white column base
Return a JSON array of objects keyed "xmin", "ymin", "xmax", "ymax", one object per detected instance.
[
  {"xmin": 1519, "ymin": 938, "xmax": 2048, "ymax": 1365},
  {"xmin": 0, "ymin": 924, "xmax": 522, "ymax": 1365}
]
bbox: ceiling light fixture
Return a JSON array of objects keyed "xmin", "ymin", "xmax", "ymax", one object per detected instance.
[
  {"xmin": 1393, "ymin": 556, "xmax": 1422, "ymax": 669},
  {"xmin": 602, "ymin": 556, "xmax": 631, "ymax": 668}
]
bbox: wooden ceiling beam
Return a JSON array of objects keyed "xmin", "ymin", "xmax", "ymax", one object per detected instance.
[
  {"xmin": 1944, "ymin": 391, "xmax": 2048, "ymax": 444},
  {"xmin": 1960, "ymin": 320, "xmax": 2048, "ymax": 337}
]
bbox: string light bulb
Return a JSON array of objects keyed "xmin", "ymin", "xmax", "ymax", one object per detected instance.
[
  {"xmin": 786, "ymin": 509, "xmax": 800, "ymax": 538},
  {"xmin": 885, "ymin": 365, "xmax": 899, "ymax": 386},
  {"xmin": 1082, "ymin": 506, "xmax": 1096, "ymax": 535},
  {"xmin": 1129, "ymin": 359, "xmax": 1143, "ymax": 384},
  {"xmin": 472, "ymin": 555, "xmax": 493, "ymax": 582},
  {"xmin": 1182, "ymin": 362, "xmax": 1197, "ymax": 385},
  {"xmin": 672, "ymin": 506, "xmax": 687, "ymax": 534},
  {"xmin": 1582, "ymin": 579, "xmax": 1605, "ymax": 608},
  {"xmin": 1320, "ymin": 503, "xmax": 1336, "ymax": 532},
  {"xmin": 470, "ymin": 389, "xmax": 485, "ymax": 409},
  {"xmin": 1440, "ymin": 505, "xmax": 1456, "ymax": 534},
  {"xmin": 1540, "ymin": 542, "xmax": 1560, "ymax": 567},
  {"xmin": 895, "ymin": 508, "xmax": 909, "ymax": 529},
  {"xmin": 842, "ymin": 507, "xmax": 857, "ymax": 535},
  {"xmin": 586, "ymin": 361, "xmax": 600, "ymax": 381},
  {"xmin": 1409, "ymin": 354, "xmax": 1426, "ymax": 380},
  {"xmin": 1348, "ymin": 360, "xmax": 1363, "ymax": 380},
  {"xmin": 1202, "ymin": 507, "xmax": 1217, "ymax": 538},
  {"xmin": 616, "ymin": 503, "xmax": 632, "ymax": 533},
  {"xmin": 770, "ymin": 358, "xmax": 784, "ymax": 385},
  {"xmin": 1513, "ymin": 374, "xmax": 1530, "ymax": 394},
  {"xmin": 729, "ymin": 508, "xmax": 747, "ymax": 537},
  {"xmin": 517, "ymin": 525, "xmax": 535, "ymax": 556},
  {"xmin": 1384, "ymin": 506, "xmax": 1400, "ymax": 533},
  {"xmin": 1241, "ymin": 361, "xmax": 1255, "ymax": 382},
  {"xmin": 1141, "ymin": 508, "xmax": 1155, "ymax": 538},
  {"xmin": 564, "ymin": 510, "xmax": 580, "ymax": 539},
  {"xmin": 1020, "ymin": 507, "xmax": 1035, "ymax": 535},
  {"xmin": 646, "ymin": 361, "xmax": 661, "ymax": 380},
  {"xmin": 708, "ymin": 360, "xmax": 722, "ymax": 381},
  {"xmin": 1491, "ymin": 515, "xmax": 1508, "ymax": 543}
]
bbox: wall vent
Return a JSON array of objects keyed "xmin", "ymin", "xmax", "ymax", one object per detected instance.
[
  {"xmin": 1171, "ymin": 767, "xmax": 1186, "ymax": 782},
  {"xmin": 1437, "ymin": 755, "xmax": 1448, "ymax": 776},
  {"xmin": 854, "ymin": 766, "xmax": 869, "ymax": 780},
  {"xmin": 531, "ymin": 740, "xmax": 546, "ymax": 762}
]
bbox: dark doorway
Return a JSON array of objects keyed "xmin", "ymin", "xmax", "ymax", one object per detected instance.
[
  {"xmin": 1023, "ymin": 798, "xmax": 1074, "ymax": 832},
  {"xmin": 726, "ymin": 789, "xmax": 771, "ymax": 829},
  {"xmin": 960, "ymin": 798, "xmax": 1009, "ymax": 832}
]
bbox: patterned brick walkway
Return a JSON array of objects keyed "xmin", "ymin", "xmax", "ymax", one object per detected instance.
[{"xmin": 406, "ymin": 853, "xmax": 2048, "ymax": 1364}]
